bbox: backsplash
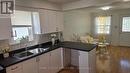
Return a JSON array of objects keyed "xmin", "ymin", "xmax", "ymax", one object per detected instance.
[{"xmin": 10, "ymin": 32, "xmax": 61, "ymax": 51}]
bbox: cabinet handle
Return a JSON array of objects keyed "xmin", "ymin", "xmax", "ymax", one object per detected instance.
[
  {"xmin": 11, "ymin": 66, "xmax": 18, "ymax": 70},
  {"xmin": 56, "ymin": 27, "xmax": 58, "ymax": 31},
  {"xmin": 36, "ymin": 57, "xmax": 40, "ymax": 62}
]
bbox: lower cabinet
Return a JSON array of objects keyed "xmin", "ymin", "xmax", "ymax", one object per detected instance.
[
  {"xmin": 6, "ymin": 58, "xmax": 38, "ymax": 73},
  {"xmin": 6, "ymin": 48, "xmax": 63, "ymax": 73},
  {"xmin": 38, "ymin": 48, "xmax": 63, "ymax": 73},
  {"xmin": 38, "ymin": 52, "xmax": 50, "ymax": 73},
  {"xmin": 50, "ymin": 48, "xmax": 63, "ymax": 73},
  {"xmin": 6, "ymin": 63, "xmax": 23, "ymax": 73},
  {"xmin": 79, "ymin": 48, "xmax": 96, "ymax": 73},
  {"xmin": 22, "ymin": 58, "xmax": 38, "ymax": 73}
]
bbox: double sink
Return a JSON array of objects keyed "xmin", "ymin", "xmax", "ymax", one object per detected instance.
[{"xmin": 13, "ymin": 47, "xmax": 50, "ymax": 59}]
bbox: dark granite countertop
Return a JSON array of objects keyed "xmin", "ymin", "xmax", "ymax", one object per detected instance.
[
  {"xmin": 0, "ymin": 66, "xmax": 3, "ymax": 70},
  {"xmin": 60, "ymin": 41, "xmax": 97, "ymax": 51},
  {"xmin": 0, "ymin": 41, "xmax": 97, "ymax": 68},
  {"xmin": 0, "ymin": 65, "xmax": 5, "ymax": 73}
]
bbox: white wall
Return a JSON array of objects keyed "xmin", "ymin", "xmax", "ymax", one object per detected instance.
[
  {"xmin": 63, "ymin": 7, "xmax": 130, "ymax": 46},
  {"xmin": 63, "ymin": 9, "xmax": 92, "ymax": 41},
  {"xmin": 92, "ymin": 8, "xmax": 130, "ymax": 46}
]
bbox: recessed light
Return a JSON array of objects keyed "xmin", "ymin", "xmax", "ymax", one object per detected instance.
[{"xmin": 100, "ymin": 6, "xmax": 112, "ymax": 10}]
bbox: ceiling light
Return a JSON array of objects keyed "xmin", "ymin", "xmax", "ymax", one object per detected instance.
[
  {"xmin": 100, "ymin": 6, "xmax": 112, "ymax": 10},
  {"xmin": 123, "ymin": 0, "xmax": 130, "ymax": 1}
]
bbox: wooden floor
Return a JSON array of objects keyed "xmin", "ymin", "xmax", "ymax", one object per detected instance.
[{"xmin": 59, "ymin": 46, "xmax": 130, "ymax": 73}]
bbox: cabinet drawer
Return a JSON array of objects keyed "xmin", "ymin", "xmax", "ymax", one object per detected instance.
[{"xmin": 6, "ymin": 63, "xmax": 22, "ymax": 72}]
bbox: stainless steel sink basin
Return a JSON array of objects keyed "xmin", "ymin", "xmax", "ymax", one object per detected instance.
[
  {"xmin": 13, "ymin": 48, "xmax": 50, "ymax": 59},
  {"xmin": 14, "ymin": 51, "xmax": 34, "ymax": 59}
]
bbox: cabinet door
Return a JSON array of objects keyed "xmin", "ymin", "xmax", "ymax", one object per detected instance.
[
  {"xmin": 56, "ymin": 12, "xmax": 64, "ymax": 32},
  {"xmin": 79, "ymin": 51, "xmax": 89, "ymax": 73},
  {"xmin": 23, "ymin": 58, "xmax": 38, "ymax": 73},
  {"xmin": 48, "ymin": 10, "xmax": 57, "ymax": 33},
  {"xmin": 38, "ymin": 52, "xmax": 50, "ymax": 73},
  {"xmin": 63, "ymin": 48, "xmax": 71, "ymax": 67},
  {"xmin": 50, "ymin": 48, "xmax": 63, "ymax": 73},
  {"xmin": 0, "ymin": 18, "xmax": 11, "ymax": 40},
  {"xmin": 6, "ymin": 63, "xmax": 23, "ymax": 73},
  {"xmin": 39, "ymin": 10, "xmax": 57, "ymax": 34},
  {"xmin": 71, "ymin": 49, "xmax": 79, "ymax": 66},
  {"xmin": 39, "ymin": 9, "xmax": 49, "ymax": 34}
]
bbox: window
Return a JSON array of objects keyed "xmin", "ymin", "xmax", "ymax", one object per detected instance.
[
  {"xmin": 11, "ymin": 10, "xmax": 40, "ymax": 43},
  {"xmin": 95, "ymin": 16, "xmax": 111, "ymax": 34},
  {"xmin": 122, "ymin": 17, "xmax": 130, "ymax": 32}
]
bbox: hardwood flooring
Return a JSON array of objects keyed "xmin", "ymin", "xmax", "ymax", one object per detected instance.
[{"xmin": 59, "ymin": 46, "xmax": 130, "ymax": 73}]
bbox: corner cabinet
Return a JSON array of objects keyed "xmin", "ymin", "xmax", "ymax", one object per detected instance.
[
  {"xmin": 79, "ymin": 48, "xmax": 96, "ymax": 73},
  {"xmin": 39, "ymin": 9, "xmax": 63, "ymax": 34}
]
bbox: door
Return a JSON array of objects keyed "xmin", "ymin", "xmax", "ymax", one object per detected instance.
[
  {"xmin": 38, "ymin": 52, "xmax": 50, "ymax": 73},
  {"xmin": 23, "ymin": 58, "xmax": 38, "ymax": 73},
  {"xmin": 119, "ymin": 15, "xmax": 130, "ymax": 46}
]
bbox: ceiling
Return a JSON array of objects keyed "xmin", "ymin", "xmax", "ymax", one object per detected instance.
[
  {"xmin": 45, "ymin": 0, "xmax": 130, "ymax": 10},
  {"xmin": 47, "ymin": 0, "xmax": 80, "ymax": 4}
]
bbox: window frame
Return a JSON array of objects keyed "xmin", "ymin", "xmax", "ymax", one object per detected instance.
[
  {"xmin": 120, "ymin": 15, "xmax": 130, "ymax": 33},
  {"xmin": 11, "ymin": 10, "xmax": 35, "ymax": 43},
  {"xmin": 94, "ymin": 16, "xmax": 112, "ymax": 35}
]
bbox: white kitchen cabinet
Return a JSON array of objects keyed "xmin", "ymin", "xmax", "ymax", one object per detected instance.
[
  {"xmin": 56, "ymin": 12, "xmax": 64, "ymax": 32},
  {"xmin": 38, "ymin": 52, "xmax": 50, "ymax": 73},
  {"xmin": 39, "ymin": 9, "xmax": 57, "ymax": 34},
  {"xmin": 71, "ymin": 49, "xmax": 79, "ymax": 66},
  {"xmin": 0, "ymin": 18, "xmax": 11, "ymax": 40},
  {"xmin": 22, "ymin": 58, "xmax": 38, "ymax": 73},
  {"xmin": 39, "ymin": 9, "xmax": 49, "ymax": 34},
  {"xmin": 6, "ymin": 48, "xmax": 63, "ymax": 73},
  {"xmin": 50, "ymin": 48, "xmax": 63, "ymax": 73},
  {"xmin": 6, "ymin": 63, "xmax": 23, "ymax": 73},
  {"xmin": 48, "ymin": 10, "xmax": 57, "ymax": 33},
  {"xmin": 6, "ymin": 58, "xmax": 38, "ymax": 73},
  {"xmin": 63, "ymin": 48, "xmax": 71, "ymax": 67},
  {"xmin": 79, "ymin": 48, "xmax": 96, "ymax": 73},
  {"xmin": 39, "ymin": 9, "xmax": 63, "ymax": 34},
  {"xmin": 38, "ymin": 48, "xmax": 63, "ymax": 73}
]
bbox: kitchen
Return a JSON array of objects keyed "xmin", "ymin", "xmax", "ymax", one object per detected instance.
[{"xmin": 0, "ymin": 0, "xmax": 130, "ymax": 73}]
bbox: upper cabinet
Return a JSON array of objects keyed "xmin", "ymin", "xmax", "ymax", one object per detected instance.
[
  {"xmin": 39, "ymin": 9, "xmax": 63, "ymax": 34},
  {"xmin": 0, "ymin": 18, "xmax": 11, "ymax": 40},
  {"xmin": 56, "ymin": 11, "xmax": 64, "ymax": 32}
]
